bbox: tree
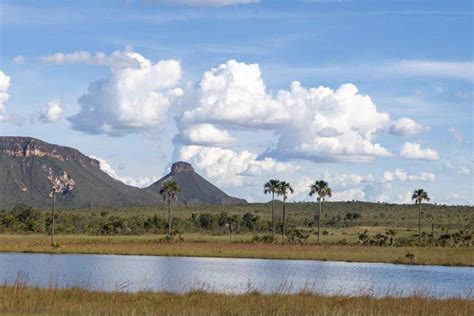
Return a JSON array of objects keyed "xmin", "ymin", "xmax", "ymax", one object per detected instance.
[
  {"xmin": 224, "ymin": 214, "xmax": 240, "ymax": 243},
  {"xmin": 264, "ymin": 179, "xmax": 281, "ymax": 237},
  {"xmin": 159, "ymin": 180, "xmax": 181, "ymax": 236},
  {"xmin": 411, "ymin": 189, "xmax": 430, "ymax": 242},
  {"xmin": 277, "ymin": 181, "xmax": 294, "ymax": 242},
  {"xmin": 309, "ymin": 180, "xmax": 332, "ymax": 243},
  {"xmin": 50, "ymin": 183, "xmax": 73, "ymax": 246}
]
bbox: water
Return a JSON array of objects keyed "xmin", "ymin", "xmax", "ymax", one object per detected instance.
[{"xmin": 1, "ymin": 253, "xmax": 472, "ymax": 298}]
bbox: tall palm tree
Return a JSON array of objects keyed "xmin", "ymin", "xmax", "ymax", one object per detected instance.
[
  {"xmin": 309, "ymin": 180, "xmax": 332, "ymax": 243},
  {"xmin": 159, "ymin": 180, "xmax": 181, "ymax": 236},
  {"xmin": 264, "ymin": 179, "xmax": 281, "ymax": 237},
  {"xmin": 50, "ymin": 183, "xmax": 73, "ymax": 246},
  {"xmin": 50, "ymin": 188, "xmax": 57, "ymax": 245},
  {"xmin": 411, "ymin": 189, "xmax": 430, "ymax": 242},
  {"xmin": 277, "ymin": 181, "xmax": 294, "ymax": 242}
]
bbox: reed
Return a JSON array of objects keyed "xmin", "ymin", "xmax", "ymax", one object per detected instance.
[
  {"xmin": 1, "ymin": 284, "xmax": 472, "ymax": 316},
  {"xmin": 0, "ymin": 234, "xmax": 472, "ymax": 266}
]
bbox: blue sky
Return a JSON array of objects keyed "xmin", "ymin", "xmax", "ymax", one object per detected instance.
[{"xmin": 0, "ymin": 0, "xmax": 472, "ymax": 204}]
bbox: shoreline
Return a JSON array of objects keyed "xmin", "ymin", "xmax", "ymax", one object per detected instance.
[
  {"xmin": 1, "ymin": 286, "xmax": 472, "ymax": 315},
  {"xmin": 1, "ymin": 234, "xmax": 472, "ymax": 267}
]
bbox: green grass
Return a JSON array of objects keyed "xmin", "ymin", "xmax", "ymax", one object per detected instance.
[
  {"xmin": 1, "ymin": 234, "xmax": 472, "ymax": 266},
  {"xmin": 1, "ymin": 285, "xmax": 472, "ymax": 315}
]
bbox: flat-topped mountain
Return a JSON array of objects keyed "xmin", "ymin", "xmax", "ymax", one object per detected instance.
[
  {"xmin": 146, "ymin": 161, "xmax": 246, "ymax": 205},
  {"xmin": 0, "ymin": 137, "xmax": 246, "ymax": 209}
]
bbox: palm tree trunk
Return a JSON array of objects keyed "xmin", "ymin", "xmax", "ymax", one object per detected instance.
[
  {"xmin": 317, "ymin": 199, "xmax": 322, "ymax": 243},
  {"xmin": 51, "ymin": 191, "xmax": 56, "ymax": 245},
  {"xmin": 282, "ymin": 200, "xmax": 286, "ymax": 243},
  {"xmin": 271, "ymin": 192, "xmax": 275, "ymax": 237},
  {"xmin": 229, "ymin": 225, "xmax": 232, "ymax": 243},
  {"xmin": 167, "ymin": 199, "xmax": 171, "ymax": 236},
  {"xmin": 418, "ymin": 202, "xmax": 421, "ymax": 243}
]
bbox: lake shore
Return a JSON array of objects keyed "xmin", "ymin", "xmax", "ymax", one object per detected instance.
[
  {"xmin": 1, "ymin": 234, "xmax": 472, "ymax": 267},
  {"xmin": 1, "ymin": 285, "xmax": 472, "ymax": 316}
]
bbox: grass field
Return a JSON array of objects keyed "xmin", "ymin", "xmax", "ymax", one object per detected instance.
[
  {"xmin": 1, "ymin": 234, "xmax": 472, "ymax": 266},
  {"xmin": 1, "ymin": 285, "xmax": 472, "ymax": 316}
]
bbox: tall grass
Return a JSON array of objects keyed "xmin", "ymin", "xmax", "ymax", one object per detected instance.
[{"xmin": 1, "ymin": 282, "xmax": 472, "ymax": 315}]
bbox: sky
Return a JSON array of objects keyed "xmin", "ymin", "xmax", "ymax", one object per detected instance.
[{"xmin": 0, "ymin": 0, "xmax": 472, "ymax": 204}]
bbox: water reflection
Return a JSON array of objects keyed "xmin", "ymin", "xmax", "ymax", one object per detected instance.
[{"xmin": 0, "ymin": 253, "xmax": 472, "ymax": 298}]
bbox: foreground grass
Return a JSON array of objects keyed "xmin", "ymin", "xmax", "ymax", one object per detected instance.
[
  {"xmin": 1, "ymin": 286, "xmax": 472, "ymax": 316},
  {"xmin": 1, "ymin": 234, "xmax": 472, "ymax": 266}
]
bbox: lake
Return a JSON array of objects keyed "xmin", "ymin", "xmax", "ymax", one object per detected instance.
[{"xmin": 1, "ymin": 253, "xmax": 472, "ymax": 298}]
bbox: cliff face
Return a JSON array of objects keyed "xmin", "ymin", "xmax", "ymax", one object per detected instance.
[
  {"xmin": 0, "ymin": 137, "xmax": 99, "ymax": 166},
  {"xmin": 0, "ymin": 136, "xmax": 159, "ymax": 209},
  {"xmin": 0, "ymin": 137, "xmax": 246, "ymax": 209}
]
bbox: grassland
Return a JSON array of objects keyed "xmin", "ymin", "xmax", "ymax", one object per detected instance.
[
  {"xmin": 1, "ymin": 285, "xmax": 472, "ymax": 316},
  {"xmin": 1, "ymin": 234, "xmax": 472, "ymax": 266}
]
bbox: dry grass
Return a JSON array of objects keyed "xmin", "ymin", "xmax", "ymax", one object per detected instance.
[
  {"xmin": 0, "ymin": 285, "xmax": 472, "ymax": 316},
  {"xmin": 0, "ymin": 234, "xmax": 472, "ymax": 266}
]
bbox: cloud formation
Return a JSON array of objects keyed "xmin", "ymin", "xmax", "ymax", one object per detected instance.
[
  {"xmin": 448, "ymin": 127, "xmax": 464, "ymax": 142},
  {"xmin": 38, "ymin": 49, "xmax": 141, "ymax": 69},
  {"xmin": 400, "ymin": 142, "xmax": 439, "ymax": 161},
  {"xmin": 174, "ymin": 123, "xmax": 236, "ymax": 147},
  {"xmin": 179, "ymin": 60, "xmax": 395, "ymax": 163},
  {"xmin": 389, "ymin": 117, "xmax": 428, "ymax": 136},
  {"xmin": 39, "ymin": 99, "xmax": 63, "ymax": 123},
  {"xmin": 383, "ymin": 168, "xmax": 435, "ymax": 182},
  {"xmin": 179, "ymin": 145, "xmax": 298, "ymax": 186},
  {"xmin": 0, "ymin": 71, "xmax": 10, "ymax": 122},
  {"xmin": 68, "ymin": 50, "xmax": 182, "ymax": 136}
]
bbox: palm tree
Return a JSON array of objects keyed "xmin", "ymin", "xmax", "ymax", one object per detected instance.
[
  {"xmin": 50, "ymin": 188, "xmax": 57, "ymax": 245},
  {"xmin": 264, "ymin": 179, "xmax": 281, "ymax": 237},
  {"xmin": 159, "ymin": 180, "xmax": 181, "ymax": 236},
  {"xmin": 277, "ymin": 181, "xmax": 294, "ymax": 242},
  {"xmin": 50, "ymin": 183, "xmax": 73, "ymax": 246},
  {"xmin": 309, "ymin": 180, "xmax": 332, "ymax": 243},
  {"xmin": 412, "ymin": 189, "xmax": 430, "ymax": 242}
]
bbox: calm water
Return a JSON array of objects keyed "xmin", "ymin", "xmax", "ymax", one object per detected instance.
[{"xmin": 1, "ymin": 253, "xmax": 473, "ymax": 298}]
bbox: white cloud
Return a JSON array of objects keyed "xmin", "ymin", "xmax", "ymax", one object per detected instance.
[
  {"xmin": 91, "ymin": 156, "xmax": 159, "ymax": 188},
  {"xmin": 448, "ymin": 127, "xmax": 464, "ymax": 142},
  {"xmin": 37, "ymin": 48, "xmax": 141, "ymax": 69},
  {"xmin": 13, "ymin": 56, "xmax": 25, "ymax": 64},
  {"xmin": 396, "ymin": 191, "xmax": 414, "ymax": 204},
  {"xmin": 445, "ymin": 162, "xmax": 471, "ymax": 175},
  {"xmin": 0, "ymin": 71, "xmax": 11, "ymax": 121},
  {"xmin": 179, "ymin": 145, "xmax": 298, "ymax": 186},
  {"xmin": 68, "ymin": 50, "xmax": 182, "ymax": 136},
  {"xmin": 151, "ymin": 0, "xmax": 257, "ymax": 6},
  {"xmin": 384, "ymin": 60, "xmax": 474, "ymax": 81},
  {"xmin": 181, "ymin": 60, "xmax": 392, "ymax": 163},
  {"xmin": 181, "ymin": 60, "xmax": 289, "ymax": 128},
  {"xmin": 331, "ymin": 188, "xmax": 366, "ymax": 201},
  {"xmin": 400, "ymin": 142, "xmax": 439, "ymax": 161},
  {"xmin": 383, "ymin": 168, "xmax": 435, "ymax": 182},
  {"xmin": 174, "ymin": 123, "xmax": 236, "ymax": 147},
  {"xmin": 389, "ymin": 117, "xmax": 428, "ymax": 136},
  {"xmin": 39, "ymin": 99, "xmax": 63, "ymax": 123}
]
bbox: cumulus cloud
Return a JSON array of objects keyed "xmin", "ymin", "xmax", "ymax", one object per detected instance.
[
  {"xmin": 68, "ymin": 50, "xmax": 182, "ymax": 136},
  {"xmin": 383, "ymin": 168, "xmax": 435, "ymax": 182},
  {"xmin": 331, "ymin": 188, "xmax": 366, "ymax": 201},
  {"xmin": 448, "ymin": 127, "xmax": 464, "ymax": 142},
  {"xmin": 179, "ymin": 145, "xmax": 298, "ymax": 186},
  {"xmin": 174, "ymin": 123, "xmax": 236, "ymax": 147},
  {"xmin": 0, "ymin": 71, "xmax": 11, "ymax": 122},
  {"xmin": 13, "ymin": 56, "xmax": 25, "ymax": 64},
  {"xmin": 180, "ymin": 60, "xmax": 392, "ymax": 163},
  {"xmin": 91, "ymin": 156, "xmax": 159, "ymax": 188},
  {"xmin": 39, "ymin": 99, "xmax": 63, "ymax": 123},
  {"xmin": 389, "ymin": 117, "xmax": 428, "ymax": 136},
  {"xmin": 400, "ymin": 142, "xmax": 439, "ymax": 161},
  {"xmin": 37, "ymin": 49, "xmax": 141, "ymax": 69}
]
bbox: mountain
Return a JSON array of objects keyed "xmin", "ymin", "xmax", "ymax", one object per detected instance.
[
  {"xmin": 0, "ymin": 136, "xmax": 160, "ymax": 209},
  {"xmin": 145, "ymin": 161, "xmax": 246, "ymax": 205},
  {"xmin": 0, "ymin": 137, "xmax": 246, "ymax": 209}
]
